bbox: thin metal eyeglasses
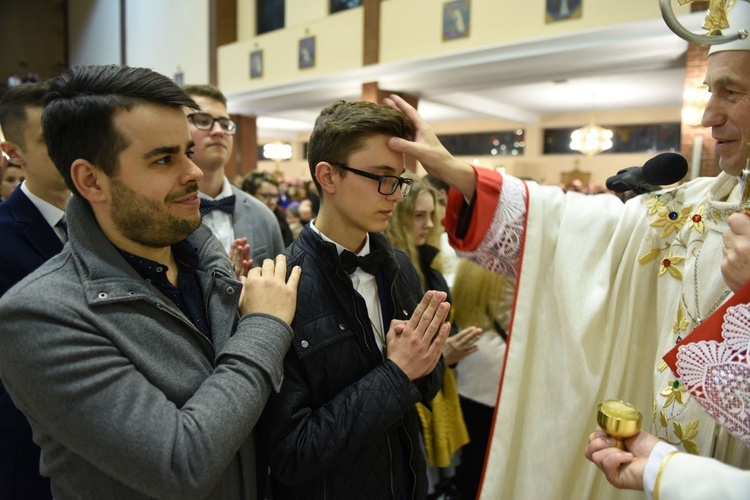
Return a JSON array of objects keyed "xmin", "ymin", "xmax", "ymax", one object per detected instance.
[
  {"xmin": 333, "ymin": 164, "xmax": 413, "ymax": 196},
  {"xmin": 256, "ymin": 193, "xmax": 279, "ymax": 202},
  {"xmin": 187, "ymin": 113, "xmax": 237, "ymax": 135}
]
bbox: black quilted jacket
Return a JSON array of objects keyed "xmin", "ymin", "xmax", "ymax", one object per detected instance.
[{"xmin": 258, "ymin": 226, "xmax": 444, "ymax": 500}]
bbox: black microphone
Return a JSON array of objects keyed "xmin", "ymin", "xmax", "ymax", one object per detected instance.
[{"xmin": 605, "ymin": 152, "xmax": 688, "ymax": 195}]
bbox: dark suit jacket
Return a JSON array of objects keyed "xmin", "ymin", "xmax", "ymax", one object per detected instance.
[
  {"xmin": 0, "ymin": 187, "xmax": 61, "ymax": 499},
  {"xmin": 0, "ymin": 187, "xmax": 64, "ymax": 296}
]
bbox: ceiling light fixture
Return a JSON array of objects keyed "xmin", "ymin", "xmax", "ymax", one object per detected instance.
[
  {"xmin": 570, "ymin": 95, "xmax": 613, "ymax": 157},
  {"xmin": 263, "ymin": 141, "xmax": 293, "ymax": 162}
]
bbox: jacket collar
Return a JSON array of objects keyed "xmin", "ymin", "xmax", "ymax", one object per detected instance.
[
  {"xmin": 297, "ymin": 225, "xmax": 397, "ymax": 268},
  {"xmin": 65, "ymin": 195, "xmax": 233, "ymax": 305},
  {"xmin": 5, "ymin": 187, "xmax": 64, "ymax": 260}
]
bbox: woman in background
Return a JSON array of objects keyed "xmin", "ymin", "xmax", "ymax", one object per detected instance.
[
  {"xmin": 451, "ymin": 258, "xmax": 514, "ymax": 499},
  {"xmin": 385, "ymin": 174, "xmax": 480, "ymax": 500}
]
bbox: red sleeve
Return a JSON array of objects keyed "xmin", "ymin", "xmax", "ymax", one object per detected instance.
[{"xmin": 443, "ymin": 167, "xmax": 503, "ymax": 252}]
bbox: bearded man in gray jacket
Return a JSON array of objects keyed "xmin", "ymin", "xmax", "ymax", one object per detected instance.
[{"xmin": 0, "ymin": 64, "xmax": 301, "ymax": 500}]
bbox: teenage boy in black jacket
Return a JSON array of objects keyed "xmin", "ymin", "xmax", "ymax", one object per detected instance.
[{"xmin": 259, "ymin": 100, "xmax": 449, "ymax": 500}]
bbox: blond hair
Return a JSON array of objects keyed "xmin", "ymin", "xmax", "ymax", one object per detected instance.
[
  {"xmin": 451, "ymin": 258, "xmax": 513, "ymax": 331},
  {"xmin": 384, "ymin": 173, "xmax": 443, "ymax": 287}
]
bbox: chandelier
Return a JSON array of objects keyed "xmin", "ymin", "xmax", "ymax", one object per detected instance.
[
  {"xmin": 263, "ymin": 141, "xmax": 293, "ymax": 162},
  {"xmin": 570, "ymin": 95, "xmax": 613, "ymax": 157},
  {"xmin": 570, "ymin": 123, "xmax": 613, "ymax": 157}
]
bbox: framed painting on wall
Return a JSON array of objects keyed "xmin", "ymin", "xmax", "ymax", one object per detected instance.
[
  {"xmin": 443, "ymin": 0, "xmax": 470, "ymax": 40},
  {"xmin": 545, "ymin": 0, "xmax": 582, "ymax": 23},
  {"xmin": 299, "ymin": 36, "xmax": 316, "ymax": 69},
  {"xmin": 250, "ymin": 50, "xmax": 263, "ymax": 79}
]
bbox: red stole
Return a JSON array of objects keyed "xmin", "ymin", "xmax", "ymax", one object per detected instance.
[{"xmin": 663, "ymin": 281, "xmax": 750, "ymax": 447}]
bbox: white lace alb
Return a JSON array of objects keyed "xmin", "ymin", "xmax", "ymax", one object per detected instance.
[{"xmin": 675, "ymin": 302, "xmax": 750, "ymax": 447}]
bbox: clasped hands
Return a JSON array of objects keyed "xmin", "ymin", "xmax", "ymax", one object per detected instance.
[{"xmin": 385, "ymin": 290, "xmax": 451, "ymax": 381}]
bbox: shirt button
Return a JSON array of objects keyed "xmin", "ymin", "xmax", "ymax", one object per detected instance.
[
  {"xmin": 338, "ymin": 323, "xmax": 345, "ymax": 330},
  {"xmin": 402, "ymin": 310, "xmax": 408, "ymax": 316},
  {"xmin": 301, "ymin": 340, "xmax": 309, "ymax": 348}
]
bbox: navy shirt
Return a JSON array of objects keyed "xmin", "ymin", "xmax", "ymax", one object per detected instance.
[{"xmin": 117, "ymin": 240, "xmax": 211, "ymax": 341}]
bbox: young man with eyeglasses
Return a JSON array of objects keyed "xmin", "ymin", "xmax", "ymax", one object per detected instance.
[
  {"xmin": 183, "ymin": 84, "xmax": 284, "ymax": 265},
  {"xmin": 258, "ymin": 100, "xmax": 449, "ymax": 500}
]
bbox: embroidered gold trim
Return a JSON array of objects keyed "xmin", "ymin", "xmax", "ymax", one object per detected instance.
[{"xmin": 653, "ymin": 451, "xmax": 680, "ymax": 500}]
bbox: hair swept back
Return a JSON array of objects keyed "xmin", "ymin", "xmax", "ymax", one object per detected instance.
[
  {"xmin": 306, "ymin": 100, "xmax": 414, "ymax": 196},
  {"xmin": 182, "ymin": 84, "xmax": 227, "ymax": 107},
  {"xmin": 0, "ymin": 81, "xmax": 50, "ymax": 149},
  {"xmin": 42, "ymin": 64, "xmax": 198, "ymax": 197}
]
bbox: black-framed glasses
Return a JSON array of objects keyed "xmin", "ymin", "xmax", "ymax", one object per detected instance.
[
  {"xmin": 187, "ymin": 113, "xmax": 237, "ymax": 135},
  {"xmin": 333, "ymin": 164, "xmax": 413, "ymax": 196}
]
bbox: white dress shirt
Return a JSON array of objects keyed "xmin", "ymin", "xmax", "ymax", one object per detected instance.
[
  {"xmin": 21, "ymin": 181, "xmax": 67, "ymax": 243},
  {"xmin": 199, "ymin": 177, "xmax": 235, "ymax": 253},
  {"xmin": 310, "ymin": 220, "xmax": 386, "ymax": 356}
]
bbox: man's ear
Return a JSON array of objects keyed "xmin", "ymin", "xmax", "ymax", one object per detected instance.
[
  {"xmin": 1, "ymin": 141, "xmax": 26, "ymax": 167},
  {"xmin": 315, "ymin": 162, "xmax": 337, "ymax": 195},
  {"xmin": 70, "ymin": 159, "xmax": 107, "ymax": 203}
]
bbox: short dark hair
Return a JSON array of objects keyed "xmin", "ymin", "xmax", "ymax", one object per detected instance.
[
  {"xmin": 241, "ymin": 171, "xmax": 278, "ymax": 195},
  {"xmin": 0, "ymin": 81, "xmax": 49, "ymax": 149},
  {"xmin": 183, "ymin": 84, "xmax": 227, "ymax": 107},
  {"xmin": 307, "ymin": 100, "xmax": 414, "ymax": 195},
  {"xmin": 43, "ymin": 65, "xmax": 198, "ymax": 197},
  {"xmin": 423, "ymin": 174, "xmax": 450, "ymax": 195}
]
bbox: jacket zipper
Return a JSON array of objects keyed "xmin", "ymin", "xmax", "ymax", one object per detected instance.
[
  {"xmin": 405, "ymin": 420, "xmax": 417, "ymax": 499},
  {"xmin": 386, "ymin": 433, "xmax": 395, "ymax": 498},
  {"xmin": 337, "ymin": 266, "xmax": 375, "ymax": 355},
  {"xmin": 203, "ymin": 271, "xmax": 216, "ymax": 330},
  {"xmin": 389, "ymin": 264, "xmax": 401, "ymax": 320},
  {"xmin": 154, "ymin": 304, "xmax": 214, "ymax": 359},
  {"xmin": 390, "ymin": 260, "xmax": 419, "ymax": 499}
]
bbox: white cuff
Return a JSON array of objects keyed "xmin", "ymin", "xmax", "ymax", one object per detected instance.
[{"xmin": 643, "ymin": 441, "xmax": 679, "ymax": 500}]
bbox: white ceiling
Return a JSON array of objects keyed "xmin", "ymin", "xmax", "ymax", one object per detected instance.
[{"xmin": 226, "ymin": 12, "xmax": 708, "ymax": 140}]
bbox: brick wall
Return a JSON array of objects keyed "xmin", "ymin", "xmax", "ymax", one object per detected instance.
[{"xmin": 681, "ymin": 43, "xmax": 720, "ymax": 177}]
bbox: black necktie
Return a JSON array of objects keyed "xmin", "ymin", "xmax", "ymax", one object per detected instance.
[
  {"xmin": 56, "ymin": 216, "xmax": 67, "ymax": 235},
  {"xmin": 339, "ymin": 248, "xmax": 386, "ymax": 275},
  {"xmin": 199, "ymin": 195, "xmax": 236, "ymax": 216}
]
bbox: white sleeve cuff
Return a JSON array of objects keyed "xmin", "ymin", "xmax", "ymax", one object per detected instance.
[{"xmin": 644, "ymin": 441, "xmax": 679, "ymax": 500}]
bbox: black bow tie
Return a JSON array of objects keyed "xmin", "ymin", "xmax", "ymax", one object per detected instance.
[
  {"xmin": 199, "ymin": 195, "xmax": 236, "ymax": 216},
  {"xmin": 339, "ymin": 248, "xmax": 386, "ymax": 275}
]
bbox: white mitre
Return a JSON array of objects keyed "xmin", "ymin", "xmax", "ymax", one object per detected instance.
[{"xmin": 709, "ymin": 0, "xmax": 750, "ymax": 54}]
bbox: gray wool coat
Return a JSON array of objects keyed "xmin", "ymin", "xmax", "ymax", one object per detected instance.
[{"xmin": 0, "ymin": 195, "xmax": 292, "ymax": 500}]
